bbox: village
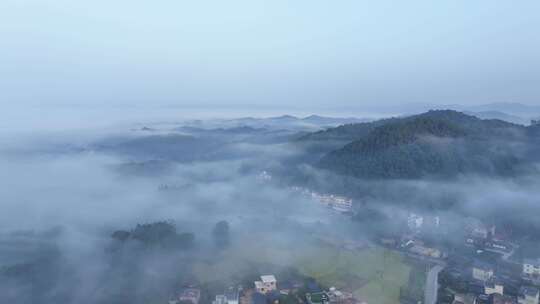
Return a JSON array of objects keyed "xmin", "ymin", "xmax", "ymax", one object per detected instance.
[
  {"xmin": 165, "ymin": 207, "xmax": 540, "ymax": 304},
  {"xmin": 387, "ymin": 211, "xmax": 540, "ymax": 304},
  {"xmin": 163, "ymin": 172, "xmax": 540, "ymax": 304}
]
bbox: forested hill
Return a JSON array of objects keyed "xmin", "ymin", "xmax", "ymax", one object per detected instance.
[
  {"xmin": 529, "ymin": 123, "xmax": 540, "ymax": 137},
  {"xmin": 314, "ymin": 110, "xmax": 533, "ymax": 179},
  {"xmin": 299, "ymin": 110, "xmax": 523, "ymax": 142},
  {"xmin": 336, "ymin": 117, "xmax": 467, "ymax": 154}
]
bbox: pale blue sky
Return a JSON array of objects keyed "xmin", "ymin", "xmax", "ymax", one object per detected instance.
[{"xmin": 1, "ymin": 0, "xmax": 539, "ymax": 110}]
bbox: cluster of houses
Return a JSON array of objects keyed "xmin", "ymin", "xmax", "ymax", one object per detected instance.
[
  {"xmin": 165, "ymin": 206, "xmax": 538, "ymax": 304},
  {"xmin": 395, "ymin": 211, "xmax": 540, "ymax": 304},
  {"xmin": 464, "ymin": 219, "xmax": 513, "ymax": 255},
  {"xmin": 398, "ymin": 212, "xmax": 518, "ymax": 261},
  {"xmin": 437, "ymin": 256, "xmax": 540, "ymax": 304},
  {"xmin": 466, "ymin": 259, "xmax": 540, "ymax": 304},
  {"xmin": 393, "ymin": 213, "xmax": 445, "ymax": 259},
  {"xmin": 249, "ymin": 275, "xmax": 299, "ymax": 304},
  {"xmin": 436, "ymin": 221, "xmax": 540, "ymax": 304},
  {"xmin": 212, "ymin": 274, "xmax": 367, "ymax": 304},
  {"xmin": 257, "ymin": 174, "xmax": 353, "ymax": 214},
  {"xmin": 290, "ymin": 186, "xmax": 353, "ymax": 214}
]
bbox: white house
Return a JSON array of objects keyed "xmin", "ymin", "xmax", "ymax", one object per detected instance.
[
  {"xmin": 484, "ymin": 279, "xmax": 504, "ymax": 295},
  {"xmin": 225, "ymin": 287, "xmax": 240, "ymax": 304},
  {"xmin": 472, "ymin": 261, "xmax": 494, "ymax": 282},
  {"xmin": 329, "ymin": 198, "xmax": 353, "ymax": 213},
  {"xmin": 409, "ymin": 244, "xmax": 442, "ymax": 259},
  {"xmin": 255, "ymin": 275, "xmax": 277, "ymax": 294}
]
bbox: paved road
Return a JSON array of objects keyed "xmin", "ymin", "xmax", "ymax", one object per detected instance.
[{"xmin": 424, "ymin": 264, "xmax": 444, "ymax": 304}]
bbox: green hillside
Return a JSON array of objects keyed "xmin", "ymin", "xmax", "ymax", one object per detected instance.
[{"xmin": 315, "ymin": 110, "xmax": 528, "ymax": 179}]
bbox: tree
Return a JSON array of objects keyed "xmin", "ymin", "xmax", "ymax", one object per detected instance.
[
  {"xmin": 111, "ymin": 230, "xmax": 131, "ymax": 242},
  {"xmin": 110, "ymin": 221, "xmax": 196, "ymax": 250},
  {"xmin": 212, "ymin": 220, "xmax": 230, "ymax": 248}
]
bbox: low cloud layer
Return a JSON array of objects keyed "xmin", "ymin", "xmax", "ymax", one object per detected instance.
[{"xmin": 1, "ymin": 117, "xmax": 539, "ymax": 304}]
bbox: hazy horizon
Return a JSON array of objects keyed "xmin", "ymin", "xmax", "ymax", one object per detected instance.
[{"xmin": 2, "ymin": 0, "xmax": 539, "ymax": 111}]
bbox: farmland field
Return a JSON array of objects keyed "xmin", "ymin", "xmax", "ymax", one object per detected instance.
[
  {"xmin": 191, "ymin": 231, "xmax": 410, "ymax": 304},
  {"xmin": 297, "ymin": 245, "xmax": 411, "ymax": 304}
]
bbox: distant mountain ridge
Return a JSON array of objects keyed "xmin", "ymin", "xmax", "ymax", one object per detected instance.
[
  {"xmin": 176, "ymin": 125, "xmax": 268, "ymax": 135},
  {"xmin": 229, "ymin": 114, "xmax": 369, "ymax": 127},
  {"xmin": 463, "ymin": 111, "xmax": 528, "ymax": 125},
  {"xmin": 463, "ymin": 102, "xmax": 540, "ymax": 116},
  {"xmin": 171, "ymin": 115, "xmax": 371, "ymax": 134}
]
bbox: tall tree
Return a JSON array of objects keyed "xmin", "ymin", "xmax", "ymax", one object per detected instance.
[{"xmin": 212, "ymin": 220, "xmax": 230, "ymax": 249}]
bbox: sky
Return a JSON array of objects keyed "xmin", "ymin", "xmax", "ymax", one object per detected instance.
[{"xmin": 1, "ymin": 0, "xmax": 539, "ymax": 112}]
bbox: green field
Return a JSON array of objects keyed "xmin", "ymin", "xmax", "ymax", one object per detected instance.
[
  {"xmin": 296, "ymin": 245, "xmax": 411, "ymax": 304},
  {"xmin": 191, "ymin": 234, "xmax": 410, "ymax": 304}
]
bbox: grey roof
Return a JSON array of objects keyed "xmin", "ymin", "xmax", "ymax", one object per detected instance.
[{"xmin": 261, "ymin": 275, "xmax": 276, "ymax": 283}]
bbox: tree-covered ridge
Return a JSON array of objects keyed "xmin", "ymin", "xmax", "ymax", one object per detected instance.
[
  {"xmin": 339, "ymin": 117, "xmax": 467, "ymax": 155},
  {"xmin": 299, "ymin": 110, "xmax": 523, "ymax": 142},
  {"xmin": 529, "ymin": 123, "xmax": 540, "ymax": 137},
  {"xmin": 318, "ymin": 111, "xmax": 529, "ymax": 179}
]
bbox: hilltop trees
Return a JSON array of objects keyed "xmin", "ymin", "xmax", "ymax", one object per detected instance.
[
  {"xmin": 212, "ymin": 220, "xmax": 230, "ymax": 249},
  {"xmin": 110, "ymin": 221, "xmax": 195, "ymax": 250},
  {"xmin": 318, "ymin": 111, "xmax": 524, "ymax": 179}
]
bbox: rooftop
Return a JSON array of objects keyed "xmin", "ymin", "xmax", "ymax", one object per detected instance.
[{"xmin": 261, "ymin": 275, "xmax": 277, "ymax": 283}]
